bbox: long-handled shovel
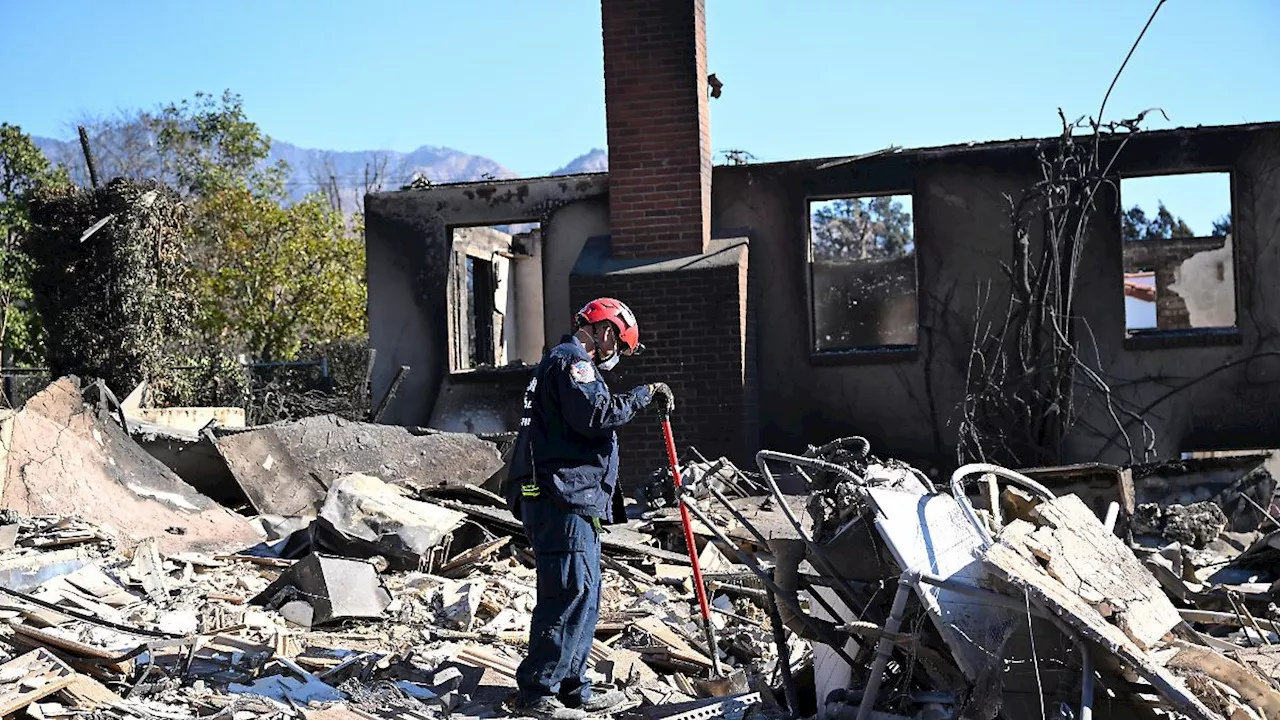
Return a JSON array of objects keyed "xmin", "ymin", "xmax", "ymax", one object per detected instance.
[{"xmin": 660, "ymin": 410, "xmax": 722, "ymax": 678}]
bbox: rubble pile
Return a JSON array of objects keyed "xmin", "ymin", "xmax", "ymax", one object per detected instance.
[
  {"xmin": 3, "ymin": 375, "xmax": 1280, "ymax": 719},
  {"xmin": 0, "ymin": 501, "xmax": 794, "ymax": 720},
  {"xmin": 0, "ymin": 377, "xmax": 801, "ymax": 720}
]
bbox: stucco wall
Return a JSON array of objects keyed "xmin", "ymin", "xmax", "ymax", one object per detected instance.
[
  {"xmin": 364, "ymin": 175, "xmax": 609, "ymax": 426},
  {"xmin": 542, "ymin": 198, "xmax": 610, "ymax": 346}
]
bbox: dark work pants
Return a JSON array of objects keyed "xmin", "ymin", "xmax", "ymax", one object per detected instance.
[{"xmin": 516, "ymin": 499, "xmax": 601, "ymax": 706}]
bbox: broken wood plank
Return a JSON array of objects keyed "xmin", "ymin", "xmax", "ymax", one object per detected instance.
[
  {"xmin": 58, "ymin": 674, "xmax": 123, "ymax": 710},
  {"xmin": 0, "ymin": 649, "xmax": 76, "ymax": 716},
  {"xmin": 127, "ymin": 538, "xmax": 167, "ymax": 599},
  {"xmin": 8, "ymin": 623, "xmax": 140, "ymax": 671},
  {"xmin": 1001, "ymin": 486, "xmax": 1040, "ymax": 524},
  {"xmin": 216, "ymin": 554, "xmax": 295, "ymax": 568},
  {"xmin": 634, "ymin": 616, "xmax": 711, "ymax": 668},
  {"xmin": 1166, "ymin": 639, "xmax": 1280, "ymax": 719},
  {"xmin": 439, "ymin": 536, "xmax": 510, "ymax": 574},
  {"xmin": 983, "ymin": 473, "xmax": 1002, "ymax": 527},
  {"xmin": 456, "ymin": 646, "xmax": 517, "ymax": 679},
  {"xmin": 61, "ymin": 566, "xmax": 133, "ymax": 607}
]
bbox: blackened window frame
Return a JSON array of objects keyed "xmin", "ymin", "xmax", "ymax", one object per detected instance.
[
  {"xmin": 804, "ymin": 188, "xmax": 922, "ymax": 365},
  {"xmin": 1115, "ymin": 168, "xmax": 1242, "ymax": 352}
]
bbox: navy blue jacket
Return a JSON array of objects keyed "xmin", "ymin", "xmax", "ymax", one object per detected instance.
[{"xmin": 506, "ymin": 335, "xmax": 653, "ymax": 522}]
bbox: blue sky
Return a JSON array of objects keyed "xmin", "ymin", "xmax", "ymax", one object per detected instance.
[{"xmin": 2, "ymin": 0, "xmax": 1276, "ymax": 230}]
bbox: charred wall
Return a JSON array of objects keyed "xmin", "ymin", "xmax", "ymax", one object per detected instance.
[
  {"xmin": 713, "ymin": 122, "xmax": 1280, "ymax": 470},
  {"xmin": 365, "ymin": 122, "xmax": 1280, "ymax": 475},
  {"xmin": 363, "ymin": 175, "xmax": 609, "ymax": 426}
]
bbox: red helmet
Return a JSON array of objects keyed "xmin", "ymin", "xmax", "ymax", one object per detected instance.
[{"xmin": 576, "ymin": 298, "xmax": 644, "ymax": 355}]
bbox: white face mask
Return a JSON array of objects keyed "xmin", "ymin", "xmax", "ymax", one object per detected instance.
[{"xmin": 597, "ymin": 353, "xmax": 620, "ymax": 371}]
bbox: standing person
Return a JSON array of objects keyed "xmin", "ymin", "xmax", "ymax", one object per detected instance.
[{"xmin": 505, "ymin": 298, "xmax": 673, "ymax": 719}]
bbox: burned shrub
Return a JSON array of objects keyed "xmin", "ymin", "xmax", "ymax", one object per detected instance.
[{"xmin": 25, "ymin": 178, "xmax": 193, "ymax": 395}]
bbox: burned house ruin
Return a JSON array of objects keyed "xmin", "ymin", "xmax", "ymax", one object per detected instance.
[{"xmin": 364, "ymin": 0, "xmax": 1280, "ymax": 489}]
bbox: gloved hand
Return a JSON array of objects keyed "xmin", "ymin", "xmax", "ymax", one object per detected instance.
[{"xmin": 647, "ymin": 382, "xmax": 675, "ymax": 416}]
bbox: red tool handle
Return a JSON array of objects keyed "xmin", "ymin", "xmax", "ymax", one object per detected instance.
[{"xmin": 662, "ymin": 415, "xmax": 720, "ymax": 675}]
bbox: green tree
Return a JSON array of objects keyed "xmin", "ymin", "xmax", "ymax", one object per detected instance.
[
  {"xmin": 68, "ymin": 91, "xmax": 366, "ymax": 362},
  {"xmin": 1212, "ymin": 213, "xmax": 1232, "ymax": 237},
  {"xmin": 811, "ymin": 195, "xmax": 914, "ymax": 260},
  {"xmin": 1122, "ymin": 201, "xmax": 1194, "ymax": 243},
  {"xmin": 152, "ymin": 90, "xmax": 286, "ymax": 197},
  {"xmin": 193, "ymin": 185, "xmax": 365, "ymax": 361},
  {"xmin": 0, "ymin": 124, "xmax": 69, "ymax": 366}
]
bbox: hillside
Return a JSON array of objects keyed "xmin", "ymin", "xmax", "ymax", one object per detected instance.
[{"xmin": 32, "ymin": 135, "xmax": 607, "ymax": 204}]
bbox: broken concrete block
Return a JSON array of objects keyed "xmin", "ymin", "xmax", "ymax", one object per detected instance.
[
  {"xmin": 438, "ymin": 578, "xmax": 487, "ymax": 632},
  {"xmin": 1133, "ymin": 501, "xmax": 1229, "ymax": 550},
  {"xmin": 251, "ymin": 553, "xmax": 391, "ymax": 627},
  {"xmin": 1003, "ymin": 495, "xmax": 1182, "ymax": 649},
  {"xmin": 280, "ymin": 601, "xmax": 315, "ymax": 628},
  {"xmin": 214, "ymin": 414, "xmax": 504, "ymax": 516},
  {"xmin": 430, "ymin": 666, "xmax": 464, "ymax": 695},
  {"xmin": 315, "ymin": 473, "xmax": 466, "ymax": 569}
]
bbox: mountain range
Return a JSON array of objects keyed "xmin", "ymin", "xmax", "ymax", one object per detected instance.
[{"xmin": 32, "ymin": 134, "xmax": 609, "ymax": 204}]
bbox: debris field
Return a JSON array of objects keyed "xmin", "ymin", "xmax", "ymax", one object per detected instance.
[{"xmin": 0, "ymin": 376, "xmax": 1278, "ymax": 720}]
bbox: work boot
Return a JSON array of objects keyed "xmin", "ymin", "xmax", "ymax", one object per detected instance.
[
  {"xmin": 514, "ymin": 696, "xmax": 588, "ymax": 720},
  {"xmin": 579, "ymin": 687, "xmax": 628, "ymax": 714},
  {"xmin": 564, "ymin": 684, "xmax": 629, "ymax": 715}
]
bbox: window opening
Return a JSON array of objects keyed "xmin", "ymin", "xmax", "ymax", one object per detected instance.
[
  {"xmin": 1120, "ymin": 172, "xmax": 1234, "ymax": 336},
  {"xmin": 808, "ymin": 194, "xmax": 918, "ymax": 353}
]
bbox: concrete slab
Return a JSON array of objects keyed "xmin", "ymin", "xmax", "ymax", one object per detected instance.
[
  {"xmin": 315, "ymin": 473, "xmax": 466, "ymax": 568},
  {"xmin": 213, "ymin": 414, "xmax": 504, "ymax": 516},
  {"xmin": 0, "ymin": 378, "xmax": 259, "ymax": 554}
]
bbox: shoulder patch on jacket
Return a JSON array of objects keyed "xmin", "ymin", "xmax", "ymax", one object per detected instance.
[{"xmin": 569, "ymin": 359, "xmax": 597, "ymax": 384}]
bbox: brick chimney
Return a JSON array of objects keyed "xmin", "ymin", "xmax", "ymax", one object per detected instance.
[{"xmin": 602, "ymin": 0, "xmax": 711, "ymax": 258}]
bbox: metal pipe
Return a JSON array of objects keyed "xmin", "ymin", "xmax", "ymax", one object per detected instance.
[
  {"xmin": 678, "ymin": 494, "xmax": 859, "ymax": 667},
  {"xmin": 803, "ymin": 436, "xmax": 871, "ymax": 462},
  {"xmin": 1180, "ymin": 608, "xmax": 1280, "ymax": 635},
  {"xmin": 755, "ymin": 451, "xmax": 875, "ymax": 614},
  {"xmin": 707, "ymin": 484, "xmax": 770, "ymax": 548},
  {"xmin": 704, "ymin": 482, "xmax": 849, "ymax": 640},
  {"xmin": 1104, "ymin": 502, "xmax": 1120, "ymax": 533},
  {"xmin": 855, "ymin": 577, "xmax": 911, "ymax": 720},
  {"xmin": 1080, "ymin": 645, "xmax": 1095, "ymax": 720},
  {"xmin": 701, "ymin": 481, "xmax": 860, "ymax": 632},
  {"xmin": 949, "ymin": 463, "xmax": 1057, "ymax": 547},
  {"xmin": 765, "ymin": 584, "xmax": 799, "ymax": 716},
  {"xmin": 769, "ymin": 537, "xmax": 842, "ymax": 643},
  {"xmin": 913, "ymin": 572, "xmax": 1050, "ymax": 618}
]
